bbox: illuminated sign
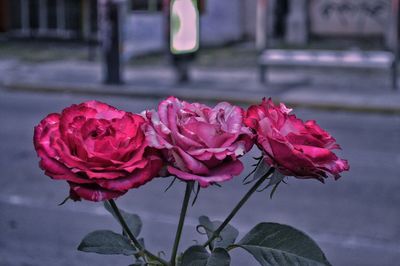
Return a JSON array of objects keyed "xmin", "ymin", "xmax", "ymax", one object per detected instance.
[{"xmin": 170, "ymin": 0, "xmax": 200, "ymax": 54}]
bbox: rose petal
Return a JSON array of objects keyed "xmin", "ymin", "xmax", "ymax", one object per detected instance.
[
  {"xmin": 34, "ymin": 101, "xmax": 162, "ymax": 202},
  {"xmin": 167, "ymin": 159, "xmax": 243, "ymax": 187},
  {"xmin": 246, "ymin": 98, "xmax": 349, "ymax": 180},
  {"xmin": 68, "ymin": 182, "xmax": 124, "ymax": 201}
]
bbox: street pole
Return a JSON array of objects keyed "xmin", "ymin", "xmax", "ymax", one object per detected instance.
[
  {"xmin": 256, "ymin": 0, "xmax": 269, "ymax": 51},
  {"xmin": 99, "ymin": 0, "xmax": 125, "ymax": 84}
]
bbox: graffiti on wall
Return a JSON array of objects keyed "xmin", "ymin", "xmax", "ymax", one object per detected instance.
[{"xmin": 310, "ymin": 0, "xmax": 390, "ymax": 35}]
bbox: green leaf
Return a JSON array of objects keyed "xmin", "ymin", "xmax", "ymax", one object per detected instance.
[
  {"xmin": 104, "ymin": 201, "xmax": 142, "ymax": 237},
  {"xmin": 58, "ymin": 195, "xmax": 71, "ymax": 206},
  {"xmin": 233, "ymin": 223, "xmax": 331, "ymax": 266},
  {"xmin": 180, "ymin": 246, "xmax": 230, "ymax": 266},
  {"xmin": 207, "ymin": 248, "xmax": 231, "ymax": 266},
  {"xmin": 180, "ymin": 246, "xmax": 209, "ymax": 266},
  {"xmin": 198, "ymin": 215, "xmax": 239, "ymax": 249},
  {"xmin": 128, "ymin": 260, "xmax": 145, "ymax": 266},
  {"xmin": 77, "ymin": 230, "xmax": 137, "ymax": 256}
]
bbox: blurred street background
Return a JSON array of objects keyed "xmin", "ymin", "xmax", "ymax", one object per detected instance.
[{"xmin": 0, "ymin": 0, "xmax": 400, "ymax": 266}]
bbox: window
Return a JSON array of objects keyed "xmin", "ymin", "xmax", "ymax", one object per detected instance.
[{"xmin": 130, "ymin": 0, "xmax": 163, "ymax": 12}]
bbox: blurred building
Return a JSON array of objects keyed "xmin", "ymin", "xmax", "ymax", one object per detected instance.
[
  {"xmin": 0, "ymin": 0, "xmax": 248, "ymax": 42},
  {"xmin": 0, "ymin": 0, "xmax": 396, "ymax": 50},
  {"xmin": 261, "ymin": 0, "xmax": 395, "ymax": 47}
]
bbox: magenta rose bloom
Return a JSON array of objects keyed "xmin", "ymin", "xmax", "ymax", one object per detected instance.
[
  {"xmin": 34, "ymin": 101, "xmax": 162, "ymax": 201},
  {"xmin": 144, "ymin": 97, "xmax": 254, "ymax": 187},
  {"xmin": 244, "ymin": 98, "xmax": 349, "ymax": 181}
]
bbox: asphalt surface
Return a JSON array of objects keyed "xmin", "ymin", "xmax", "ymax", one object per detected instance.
[
  {"xmin": 0, "ymin": 90, "xmax": 399, "ymax": 266},
  {"xmin": 2, "ymin": 59, "xmax": 400, "ymax": 115}
]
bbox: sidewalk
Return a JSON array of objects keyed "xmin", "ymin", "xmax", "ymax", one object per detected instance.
[{"xmin": 1, "ymin": 59, "xmax": 399, "ymax": 114}]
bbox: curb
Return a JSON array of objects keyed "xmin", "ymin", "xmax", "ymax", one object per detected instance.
[{"xmin": 2, "ymin": 81, "xmax": 400, "ymax": 115}]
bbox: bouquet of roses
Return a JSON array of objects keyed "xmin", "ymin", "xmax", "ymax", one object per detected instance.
[{"xmin": 33, "ymin": 96, "xmax": 349, "ymax": 266}]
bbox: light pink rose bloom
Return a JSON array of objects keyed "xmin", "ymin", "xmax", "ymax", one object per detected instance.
[
  {"xmin": 245, "ymin": 98, "xmax": 349, "ymax": 181},
  {"xmin": 144, "ymin": 97, "xmax": 254, "ymax": 187},
  {"xmin": 34, "ymin": 101, "xmax": 162, "ymax": 201}
]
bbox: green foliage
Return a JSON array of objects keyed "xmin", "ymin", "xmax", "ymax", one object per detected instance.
[
  {"xmin": 76, "ymin": 165, "xmax": 328, "ymax": 266},
  {"xmin": 180, "ymin": 245, "xmax": 230, "ymax": 266},
  {"xmin": 104, "ymin": 201, "xmax": 142, "ymax": 237},
  {"xmin": 232, "ymin": 223, "xmax": 331, "ymax": 266},
  {"xmin": 77, "ymin": 230, "xmax": 137, "ymax": 256},
  {"xmin": 128, "ymin": 262, "xmax": 146, "ymax": 266},
  {"xmin": 198, "ymin": 216, "xmax": 238, "ymax": 250}
]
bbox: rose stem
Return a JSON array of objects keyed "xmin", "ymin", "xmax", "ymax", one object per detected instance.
[
  {"xmin": 202, "ymin": 167, "xmax": 275, "ymax": 248},
  {"xmin": 108, "ymin": 199, "xmax": 169, "ymax": 266},
  {"xmin": 170, "ymin": 181, "xmax": 193, "ymax": 266}
]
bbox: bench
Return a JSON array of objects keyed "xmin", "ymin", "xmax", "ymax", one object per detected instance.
[{"xmin": 259, "ymin": 49, "xmax": 398, "ymax": 90}]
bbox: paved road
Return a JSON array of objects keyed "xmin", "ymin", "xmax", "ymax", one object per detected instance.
[{"xmin": 0, "ymin": 90, "xmax": 399, "ymax": 266}]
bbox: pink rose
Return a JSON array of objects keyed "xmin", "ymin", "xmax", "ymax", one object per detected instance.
[
  {"xmin": 245, "ymin": 98, "xmax": 349, "ymax": 181},
  {"xmin": 34, "ymin": 101, "xmax": 162, "ymax": 201},
  {"xmin": 144, "ymin": 97, "xmax": 254, "ymax": 187}
]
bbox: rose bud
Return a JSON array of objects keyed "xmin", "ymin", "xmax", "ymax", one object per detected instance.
[
  {"xmin": 244, "ymin": 98, "xmax": 349, "ymax": 181},
  {"xmin": 34, "ymin": 101, "xmax": 162, "ymax": 201},
  {"xmin": 144, "ymin": 96, "xmax": 254, "ymax": 187}
]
